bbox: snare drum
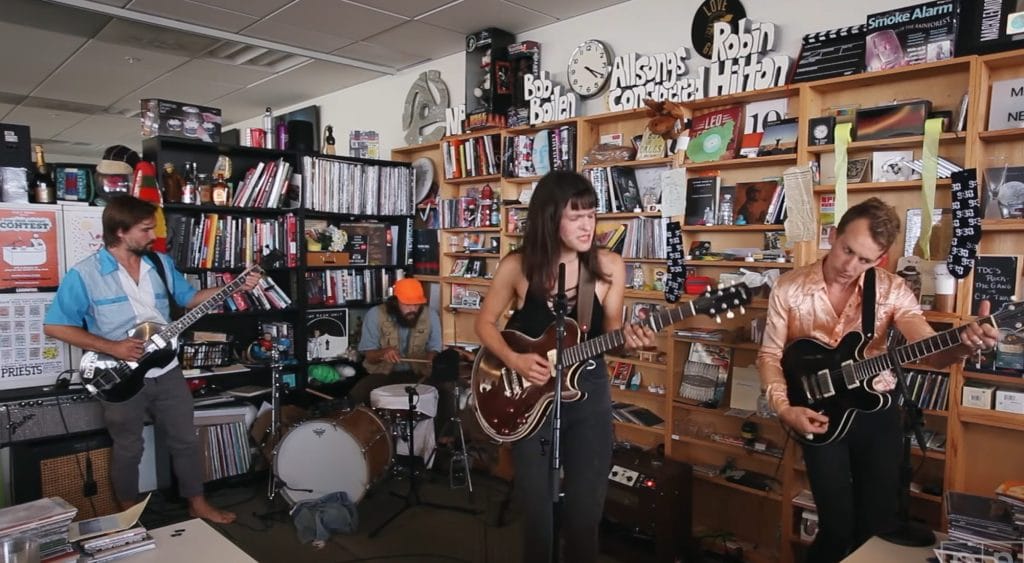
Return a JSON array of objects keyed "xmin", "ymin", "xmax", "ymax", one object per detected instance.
[
  {"xmin": 370, "ymin": 384, "xmax": 438, "ymax": 464},
  {"xmin": 272, "ymin": 406, "xmax": 392, "ymax": 505}
]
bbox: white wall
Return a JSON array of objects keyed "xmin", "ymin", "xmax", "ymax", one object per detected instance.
[{"xmin": 229, "ymin": 0, "xmax": 909, "ymax": 156}]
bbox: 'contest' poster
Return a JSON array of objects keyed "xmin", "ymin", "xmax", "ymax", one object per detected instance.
[
  {"xmin": 0, "ymin": 205, "xmax": 63, "ymax": 292},
  {"xmin": 0, "ymin": 292, "xmax": 70, "ymax": 389}
]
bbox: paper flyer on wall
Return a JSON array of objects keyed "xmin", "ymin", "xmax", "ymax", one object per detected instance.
[
  {"xmin": 68, "ymin": 494, "xmax": 150, "ymax": 542},
  {"xmin": 0, "ymin": 205, "xmax": 64, "ymax": 292},
  {"xmin": 0, "ymin": 292, "xmax": 69, "ymax": 389}
]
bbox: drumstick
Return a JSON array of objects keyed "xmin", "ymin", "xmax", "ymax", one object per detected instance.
[
  {"xmin": 305, "ymin": 387, "xmax": 335, "ymax": 400},
  {"xmin": 398, "ymin": 357, "xmax": 432, "ymax": 364}
]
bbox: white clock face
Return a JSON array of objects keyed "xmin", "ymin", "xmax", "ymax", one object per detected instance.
[
  {"xmin": 813, "ymin": 124, "xmax": 829, "ymax": 139},
  {"xmin": 567, "ymin": 40, "xmax": 611, "ymax": 98}
]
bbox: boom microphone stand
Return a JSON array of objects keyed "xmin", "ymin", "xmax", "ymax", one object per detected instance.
[
  {"xmin": 878, "ymin": 349, "xmax": 935, "ymax": 547},
  {"xmin": 548, "ymin": 262, "xmax": 569, "ymax": 563}
]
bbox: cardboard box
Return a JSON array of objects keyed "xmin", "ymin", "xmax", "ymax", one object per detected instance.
[
  {"xmin": 995, "ymin": 389, "xmax": 1024, "ymax": 414},
  {"xmin": 140, "ymin": 99, "xmax": 222, "ymax": 143},
  {"xmin": 962, "ymin": 383, "xmax": 996, "ymax": 409}
]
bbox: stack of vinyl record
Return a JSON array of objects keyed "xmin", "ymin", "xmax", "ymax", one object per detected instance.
[{"xmin": 0, "ymin": 497, "xmax": 78, "ymax": 560}]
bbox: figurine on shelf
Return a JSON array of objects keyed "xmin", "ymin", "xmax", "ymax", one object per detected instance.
[{"xmin": 323, "ymin": 125, "xmax": 336, "ymax": 155}]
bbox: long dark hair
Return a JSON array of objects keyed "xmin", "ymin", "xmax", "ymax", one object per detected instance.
[{"xmin": 518, "ymin": 171, "xmax": 608, "ymax": 296}]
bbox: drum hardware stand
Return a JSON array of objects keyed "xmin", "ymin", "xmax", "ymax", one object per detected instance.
[
  {"xmin": 427, "ymin": 382, "xmax": 473, "ymax": 493},
  {"xmin": 369, "ymin": 385, "xmax": 479, "ymax": 538},
  {"xmin": 264, "ymin": 347, "xmax": 284, "ymax": 501}
]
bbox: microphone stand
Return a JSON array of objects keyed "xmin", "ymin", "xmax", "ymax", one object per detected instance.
[
  {"xmin": 878, "ymin": 349, "xmax": 935, "ymax": 547},
  {"xmin": 549, "ymin": 262, "xmax": 568, "ymax": 563}
]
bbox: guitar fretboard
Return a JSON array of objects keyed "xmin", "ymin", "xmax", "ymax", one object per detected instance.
[{"xmin": 156, "ymin": 265, "xmax": 262, "ymax": 343}]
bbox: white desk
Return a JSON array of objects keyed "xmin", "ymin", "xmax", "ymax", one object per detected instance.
[
  {"xmin": 127, "ymin": 518, "xmax": 256, "ymax": 562},
  {"xmin": 842, "ymin": 535, "xmax": 943, "ymax": 562}
]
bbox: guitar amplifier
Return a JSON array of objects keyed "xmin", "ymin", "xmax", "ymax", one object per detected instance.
[
  {"xmin": 604, "ymin": 445, "xmax": 693, "ymax": 563},
  {"xmin": 0, "ymin": 390, "xmax": 105, "ymax": 443}
]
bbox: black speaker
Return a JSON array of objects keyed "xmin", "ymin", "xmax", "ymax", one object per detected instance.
[
  {"xmin": 287, "ymin": 120, "xmax": 315, "ymax": 152},
  {"xmin": 11, "ymin": 432, "xmax": 120, "ymax": 519},
  {"xmin": 604, "ymin": 446, "xmax": 694, "ymax": 562}
]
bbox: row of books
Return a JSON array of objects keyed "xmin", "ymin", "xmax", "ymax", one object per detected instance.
[
  {"xmin": 449, "ymin": 258, "xmax": 488, "ymax": 279},
  {"xmin": 614, "ymin": 217, "xmax": 669, "ymax": 259},
  {"xmin": 898, "ymin": 369, "xmax": 950, "ymax": 412},
  {"xmin": 684, "ymin": 176, "xmax": 786, "ymax": 226},
  {"xmin": 587, "ymin": 165, "xmax": 669, "ymax": 214},
  {"xmin": 305, "ymin": 268, "xmax": 400, "ymax": 306},
  {"xmin": 230, "ymin": 157, "xmax": 296, "ymax": 209},
  {"xmin": 441, "ymin": 134, "xmax": 500, "ymax": 180},
  {"xmin": 502, "ymin": 125, "xmax": 577, "ymax": 178},
  {"xmin": 301, "ymin": 155, "xmax": 414, "ymax": 216},
  {"xmin": 611, "ymin": 402, "xmax": 664, "ymax": 428},
  {"xmin": 608, "ymin": 360, "xmax": 642, "ymax": 389},
  {"xmin": 194, "ymin": 414, "xmax": 252, "ymax": 482},
  {"xmin": 167, "ymin": 212, "xmax": 298, "ymax": 269},
  {"xmin": 183, "ymin": 272, "xmax": 292, "ymax": 312},
  {"xmin": 908, "ymin": 429, "xmax": 947, "ymax": 452},
  {"xmin": 436, "ymin": 195, "xmax": 501, "ymax": 229}
]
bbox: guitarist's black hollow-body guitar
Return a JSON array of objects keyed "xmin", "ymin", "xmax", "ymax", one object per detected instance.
[
  {"xmin": 79, "ymin": 264, "xmax": 262, "ymax": 403},
  {"xmin": 472, "ymin": 284, "xmax": 753, "ymax": 442},
  {"xmin": 782, "ymin": 301, "xmax": 1024, "ymax": 446}
]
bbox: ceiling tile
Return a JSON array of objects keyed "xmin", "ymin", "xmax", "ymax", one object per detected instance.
[
  {"xmin": 505, "ymin": 0, "xmax": 628, "ymax": 20},
  {"xmin": 0, "ymin": 22, "xmax": 90, "ymax": 96},
  {"xmin": 214, "ymin": 61, "xmax": 383, "ymax": 121},
  {"xmin": 114, "ymin": 73, "xmax": 243, "ymax": 110},
  {"xmin": 242, "ymin": 21, "xmax": 353, "ymax": 54},
  {"xmin": 5, "ymin": 106, "xmax": 90, "ymax": 140},
  {"xmin": 348, "ymin": 0, "xmax": 457, "ymax": 18},
  {"xmin": 95, "ymin": 19, "xmax": 221, "ymax": 57},
  {"xmin": 247, "ymin": 0, "xmax": 406, "ymax": 50},
  {"xmin": 190, "ymin": 0, "xmax": 294, "ymax": 19},
  {"xmin": 57, "ymin": 114, "xmax": 144, "ymax": 149},
  {"xmin": 334, "ymin": 42, "xmax": 428, "ymax": 70},
  {"xmin": 35, "ymin": 40, "xmax": 189, "ymax": 107},
  {"xmin": 168, "ymin": 59, "xmax": 276, "ymax": 87},
  {"xmin": 0, "ymin": 104, "xmax": 16, "ymax": 121},
  {"xmin": 125, "ymin": 0, "xmax": 258, "ymax": 33},
  {"xmin": 362, "ymin": 21, "xmax": 465, "ymax": 62},
  {"xmin": 0, "ymin": 0, "xmax": 111, "ymax": 38},
  {"xmin": 420, "ymin": 0, "xmax": 555, "ymax": 35}
]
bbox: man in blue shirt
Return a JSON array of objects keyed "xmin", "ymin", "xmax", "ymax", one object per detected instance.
[{"xmin": 44, "ymin": 196, "xmax": 258, "ymax": 524}]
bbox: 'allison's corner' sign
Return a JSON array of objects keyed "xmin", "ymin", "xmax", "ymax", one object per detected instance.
[{"xmin": 608, "ymin": 18, "xmax": 791, "ymax": 111}]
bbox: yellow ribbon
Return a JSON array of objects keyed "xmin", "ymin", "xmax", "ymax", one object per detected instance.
[
  {"xmin": 833, "ymin": 123, "xmax": 853, "ymax": 222},
  {"xmin": 918, "ymin": 118, "xmax": 943, "ymax": 258}
]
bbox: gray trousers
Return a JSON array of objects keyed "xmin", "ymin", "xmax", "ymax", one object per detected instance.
[{"xmin": 100, "ymin": 366, "xmax": 203, "ymax": 503}]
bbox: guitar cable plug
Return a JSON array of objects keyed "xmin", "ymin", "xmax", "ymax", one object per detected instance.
[{"xmin": 83, "ymin": 456, "xmax": 98, "ymax": 497}]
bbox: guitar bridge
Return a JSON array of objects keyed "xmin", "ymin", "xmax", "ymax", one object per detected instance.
[{"xmin": 501, "ymin": 367, "xmax": 523, "ymax": 397}]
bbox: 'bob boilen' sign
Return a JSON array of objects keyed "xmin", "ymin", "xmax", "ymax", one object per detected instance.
[{"xmin": 607, "ymin": 18, "xmax": 791, "ymax": 111}]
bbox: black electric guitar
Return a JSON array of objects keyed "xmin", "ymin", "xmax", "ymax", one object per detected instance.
[
  {"xmin": 79, "ymin": 264, "xmax": 263, "ymax": 403},
  {"xmin": 782, "ymin": 300, "xmax": 1024, "ymax": 446},
  {"xmin": 472, "ymin": 284, "xmax": 753, "ymax": 442}
]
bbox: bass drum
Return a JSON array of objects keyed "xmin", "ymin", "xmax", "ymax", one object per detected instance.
[{"xmin": 272, "ymin": 406, "xmax": 392, "ymax": 505}]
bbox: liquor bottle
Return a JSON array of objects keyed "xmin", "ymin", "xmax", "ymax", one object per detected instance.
[
  {"xmin": 197, "ymin": 173, "xmax": 213, "ymax": 205},
  {"xmin": 263, "ymin": 107, "xmax": 275, "ymax": 149},
  {"xmin": 162, "ymin": 163, "xmax": 184, "ymax": 203},
  {"xmin": 324, "ymin": 126, "xmax": 336, "ymax": 155},
  {"xmin": 181, "ymin": 161, "xmax": 199, "ymax": 205},
  {"xmin": 31, "ymin": 145, "xmax": 56, "ymax": 203},
  {"xmin": 211, "ymin": 173, "xmax": 230, "ymax": 206}
]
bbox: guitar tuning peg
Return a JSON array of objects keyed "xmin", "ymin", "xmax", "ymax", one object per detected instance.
[
  {"xmin": 726, "ymin": 310, "xmax": 735, "ymax": 319},
  {"xmin": 715, "ymin": 314, "xmax": 722, "ymax": 323},
  {"xmin": 739, "ymin": 306, "xmax": 746, "ymax": 315}
]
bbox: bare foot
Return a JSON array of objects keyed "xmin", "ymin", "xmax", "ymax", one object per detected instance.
[{"xmin": 188, "ymin": 496, "xmax": 236, "ymax": 524}]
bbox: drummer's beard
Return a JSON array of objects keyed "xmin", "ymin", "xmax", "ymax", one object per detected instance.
[{"xmin": 386, "ymin": 299, "xmax": 423, "ymax": 328}]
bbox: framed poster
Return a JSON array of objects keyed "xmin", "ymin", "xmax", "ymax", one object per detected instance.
[
  {"xmin": 0, "ymin": 292, "xmax": 70, "ymax": 389},
  {"xmin": 0, "ymin": 204, "xmax": 64, "ymax": 292},
  {"xmin": 61, "ymin": 204, "xmax": 104, "ymax": 267},
  {"xmin": 305, "ymin": 308, "xmax": 349, "ymax": 361}
]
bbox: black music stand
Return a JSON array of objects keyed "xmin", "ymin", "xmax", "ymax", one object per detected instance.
[
  {"xmin": 368, "ymin": 385, "xmax": 479, "ymax": 538},
  {"xmin": 879, "ymin": 350, "xmax": 935, "ymax": 547}
]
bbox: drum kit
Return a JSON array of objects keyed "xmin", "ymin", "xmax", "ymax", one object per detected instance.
[{"xmin": 255, "ymin": 352, "xmax": 477, "ymax": 531}]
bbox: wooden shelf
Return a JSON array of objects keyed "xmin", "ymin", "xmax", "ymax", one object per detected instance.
[
  {"xmin": 581, "ymin": 156, "xmax": 675, "ymax": 170},
  {"xmin": 605, "ymin": 354, "xmax": 669, "ymax": 370},
  {"xmin": 962, "ymin": 370, "xmax": 1024, "ymax": 387},
  {"xmin": 619, "ymin": 257, "xmax": 670, "ymax": 263},
  {"xmin": 923, "ymin": 409, "xmax": 949, "ymax": 418},
  {"xmin": 443, "ymin": 252, "xmax": 500, "ymax": 258},
  {"xmin": 958, "ymin": 406, "xmax": 1024, "ymax": 431},
  {"xmin": 910, "ymin": 490, "xmax": 943, "ymax": 503},
  {"xmin": 686, "ymin": 259, "xmax": 794, "ymax": 269},
  {"xmin": 684, "ymin": 153, "xmax": 797, "ymax": 171},
  {"xmin": 442, "ymin": 226, "xmax": 501, "ymax": 233},
  {"xmin": 977, "ymin": 128, "xmax": 1024, "ymax": 142},
  {"xmin": 445, "ymin": 174, "xmax": 500, "ymax": 185},
  {"xmin": 439, "ymin": 276, "xmax": 491, "ymax": 286},
  {"xmin": 672, "ymin": 434, "xmax": 782, "ymax": 462},
  {"xmin": 673, "ymin": 337, "xmax": 761, "ymax": 351},
  {"xmin": 502, "ymin": 176, "xmax": 542, "ymax": 184},
  {"xmin": 805, "ymin": 132, "xmax": 965, "ymax": 154},
  {"xmin": 694, "ymin": 473, "xmax": 782, "ymax": 501},
  {"xmin": 910, "ymin": 447, "xmax": 946, "ymax": 461},
  {"xmin": 980, "ymin": 219, "xmax": 1024, "ymax": 232},
  {"xmin": 623, "ymin": 288, "xmax": 667, "ymax": 299},
  {"xmin": 804, "ymin": 56, "xmax": 971, "ymax": 91},
  {"xmin": 610, "ymin": 387, "xmax": 666, "ymax": 403},
  {"xmin": 391, "ymin": 139, "xmax": 440, "ymax": 154},
  {"xmin": 612, "ymin": 420, "xmax": 665, "ymax": 435},
  {"xmin": 598, "ymin": 211, "xmax": 663, "ymax": 219},
  {"xmin": 412, "ymin": 274, "xmax": 441, "ymax": 283},
  {"xmin": 923, "ymin": 310, "xmax": 961, "ymax": 322},
  {"xmin": 814, "ymin": 179, "xmax": 951, "ymax": 194},
  {"xmin": 680, "ymin": 224, "xmax": 785, "ymax": 232}
]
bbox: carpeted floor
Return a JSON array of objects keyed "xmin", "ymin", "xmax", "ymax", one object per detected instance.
[{"xmin": 136, "ymin": 465, "xmax": 657, "ymax": 563}]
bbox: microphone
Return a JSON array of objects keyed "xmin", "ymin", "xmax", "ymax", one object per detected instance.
[
  {"xmin": 405, "ymin": 385, "xmax": 419, "ymax": 396},
  {"xmin": 557, "ymin": 262, "xmax": 566, "ymax": 298}
]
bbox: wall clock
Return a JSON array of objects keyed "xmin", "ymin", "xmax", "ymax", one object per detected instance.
[{"xmin": 567, "ymin": 39, "xmax": 612, "ymax": 98}]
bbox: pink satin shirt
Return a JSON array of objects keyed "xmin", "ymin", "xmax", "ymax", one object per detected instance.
[{"xmin": 756, "ymin": 261, "xmax": 935, "ymax": 413}]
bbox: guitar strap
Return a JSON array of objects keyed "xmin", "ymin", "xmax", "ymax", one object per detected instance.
[
  {"xmin": 577, "ymin": 264, "xmax": 595, "ymax": 336},
  {"xmin": 862, "ymin": 267, "xmax": 876, "ymax": 341},
  {"xmin": 146, "ymin": 252, "xmax": 184, "ymax": 320}
]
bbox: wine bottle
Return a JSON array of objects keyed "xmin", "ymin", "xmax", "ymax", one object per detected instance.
[
  {"xmin": 162, "ymin": 163, "xmax": 184, "ymax": 203},
  {"xmin": 31, "ymin": 145, "xmax": 55, "ymax": 203},
  {"xmin": 212, "ymin": 173, "xmax": 230, "ymax": 206},
  {"xmin": 324, "ymin": 125, "xmax": 336, "ymax": 155}
]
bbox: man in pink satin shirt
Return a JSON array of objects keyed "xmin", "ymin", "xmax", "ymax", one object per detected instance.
[{"xmin": 756, "ymin": 197, "xmax": 999, "ymax": 562}]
